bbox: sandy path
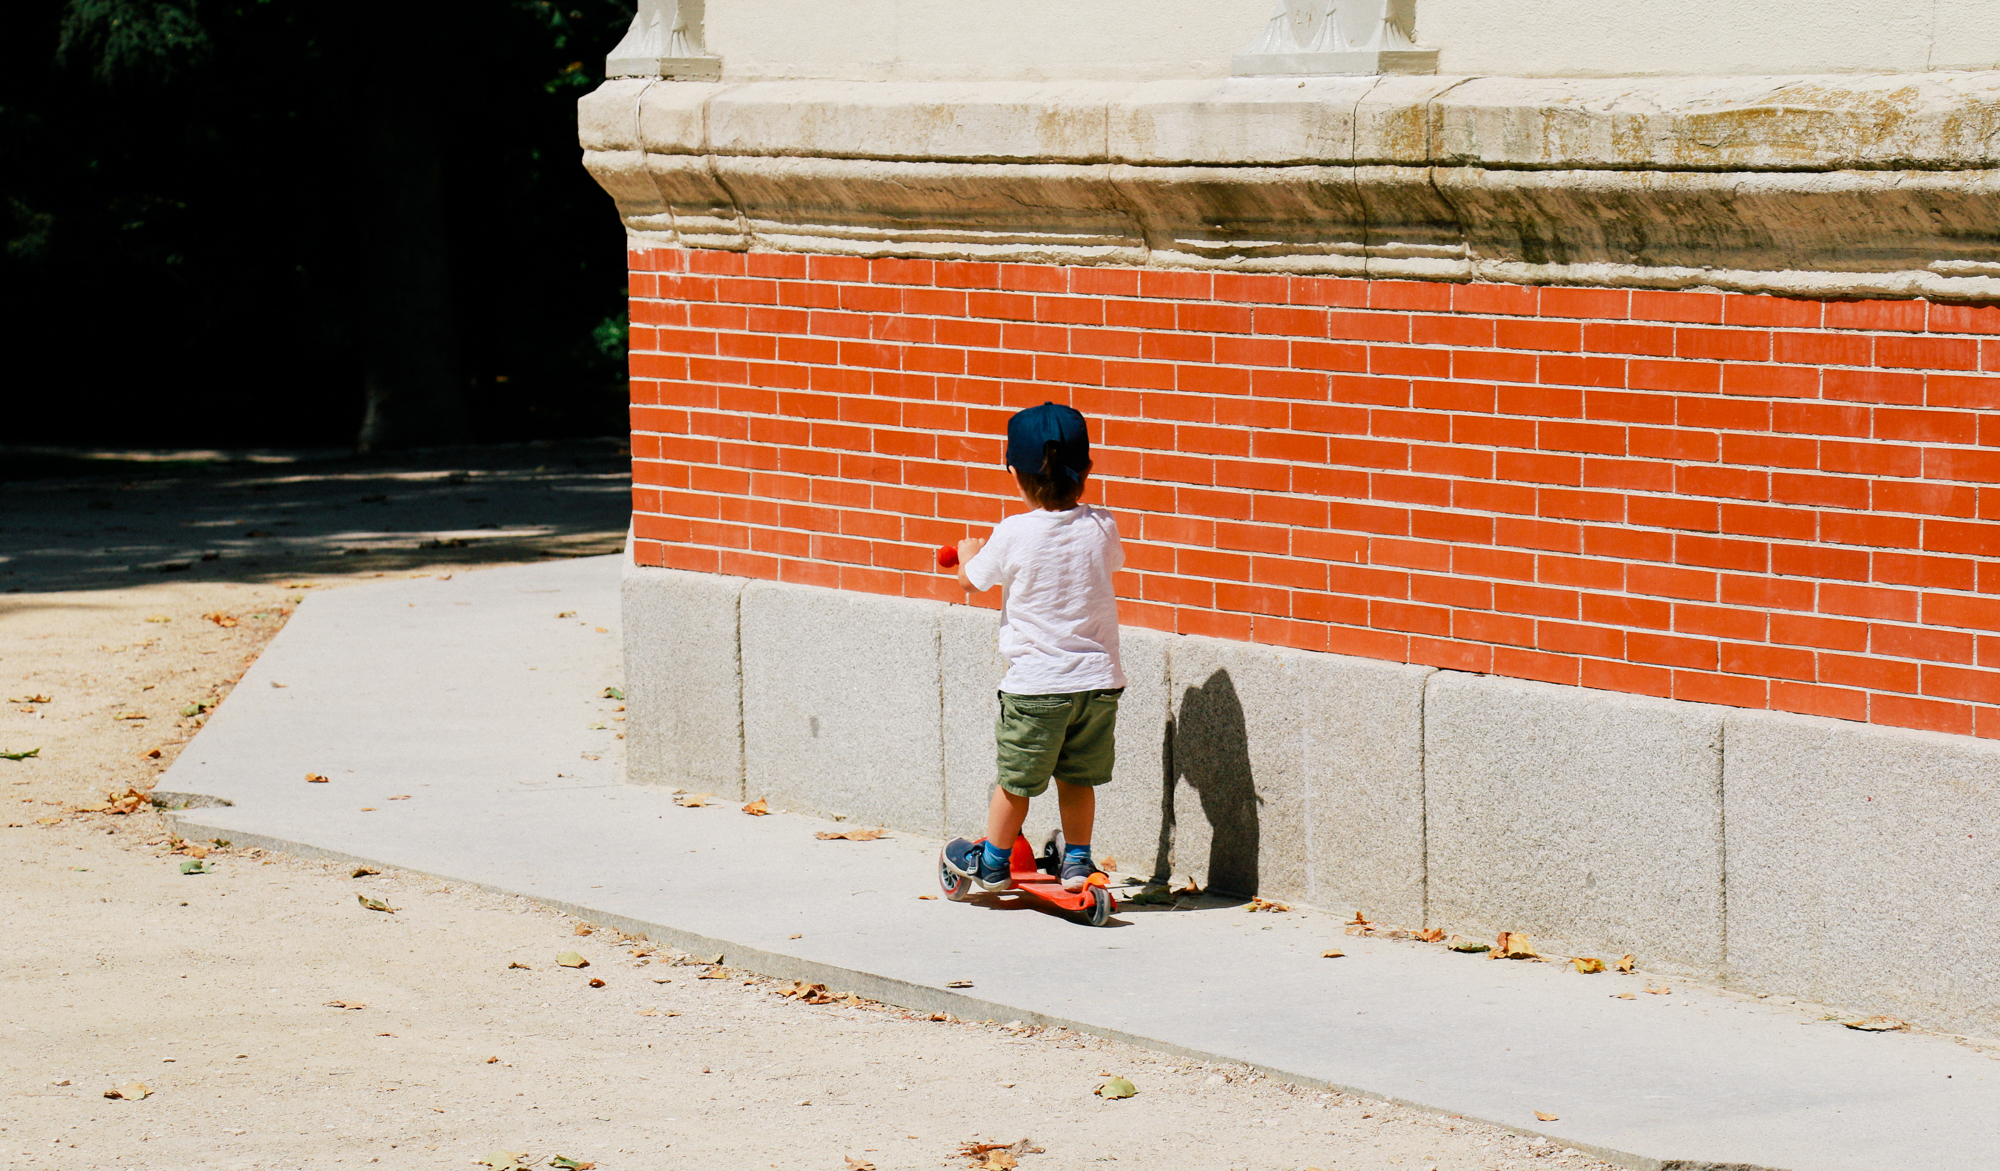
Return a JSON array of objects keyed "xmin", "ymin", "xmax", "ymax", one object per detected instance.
[{"xmin": 0, "ymin": 451, "xmax": 1615, "ymax": 1171}]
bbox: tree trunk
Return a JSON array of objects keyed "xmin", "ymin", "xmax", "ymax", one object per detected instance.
[{"xmin": 353, "ymin": 10, "xmax": 466, "ymax": 454}]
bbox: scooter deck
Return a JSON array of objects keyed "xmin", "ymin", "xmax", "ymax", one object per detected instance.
[{"xmin": 1002, "ymin": 836, "xmax": 1100, "ymax": 912}]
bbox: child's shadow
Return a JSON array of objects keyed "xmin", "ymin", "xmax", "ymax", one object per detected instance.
[{"xmin": 1154, "ymin": 668, "xmax": 1262, "ymax": 899}]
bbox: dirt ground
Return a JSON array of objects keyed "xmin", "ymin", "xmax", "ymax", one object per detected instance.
[{"xmin": 0, "ymin": 446, "xmax": 1617, "ymax": 1171}]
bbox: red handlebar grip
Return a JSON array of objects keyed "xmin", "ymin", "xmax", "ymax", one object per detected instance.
[{"xmin": 937, "ymin": 545, "xmax": 959, "ymax": 569}]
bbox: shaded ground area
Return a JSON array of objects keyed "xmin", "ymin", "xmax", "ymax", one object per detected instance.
[{"xmin": 0, "ymin": 440, "xmax": 630, "ymax": 594}]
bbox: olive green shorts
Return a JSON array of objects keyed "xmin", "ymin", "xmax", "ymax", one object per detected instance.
[{"xmin": 994, "ymin": 688, "xmax": 1123, "ymax": 798}]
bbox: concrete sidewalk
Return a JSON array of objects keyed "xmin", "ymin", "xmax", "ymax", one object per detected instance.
[{"xmin": 162, "ymin": 556, "xmax": 2000, "ymax": 1171}]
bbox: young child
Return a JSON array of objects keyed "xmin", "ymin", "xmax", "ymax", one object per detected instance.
[{"xmin": 942, "ymin": 402, "xmax": 1125, "ymax": 893}]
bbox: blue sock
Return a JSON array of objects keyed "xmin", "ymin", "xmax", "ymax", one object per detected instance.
[
  {"xmin": 982, "ymin": 840, "xmax": 1011, "ymax": 871},
  {"xmin": 1064, "ymin": 843, "xmax": 1093, "ymax": 864}
]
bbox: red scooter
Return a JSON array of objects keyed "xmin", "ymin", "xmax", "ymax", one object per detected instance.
[{"xmin": 937, "ymin": 834, "xmax": 1117, "ymax": 927}]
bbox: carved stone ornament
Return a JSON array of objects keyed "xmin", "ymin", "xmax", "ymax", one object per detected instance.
[
  {"xmin": 1233, "ymin": 0, "xmax": 1437, "ymax": 76},
  {"xmin": 605, "ymin": 0, "xmax": 721, "ymax": 81}
]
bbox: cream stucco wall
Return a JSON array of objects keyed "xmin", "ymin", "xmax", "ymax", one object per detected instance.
[
  {"xmin": 1425, "ymin": 0, "xmax": 2000, "ymax": 77},
  {"xmin": 701, "ymin": 0, "xmax": 2000, "ymax": 81}
]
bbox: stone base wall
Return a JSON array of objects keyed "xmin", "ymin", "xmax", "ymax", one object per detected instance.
[{"xmin": 626, "ymin": 561, "xmax": 2000, "ymax": 1039}]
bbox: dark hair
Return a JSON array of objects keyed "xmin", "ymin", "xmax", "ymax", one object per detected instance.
[{"xmin": 1013, "ymin": 446, "xmax": 1091, "ymax": 511}]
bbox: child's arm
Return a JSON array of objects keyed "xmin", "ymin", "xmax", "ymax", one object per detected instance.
[{"xmin": 955, "ymin": 537, "xmax": 987, "ymax": 592}]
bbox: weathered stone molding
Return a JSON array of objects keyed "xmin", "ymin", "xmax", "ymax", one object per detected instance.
[{"xmin": 582, "ymin": 72, "xmax": 2000, "ymax": 299}]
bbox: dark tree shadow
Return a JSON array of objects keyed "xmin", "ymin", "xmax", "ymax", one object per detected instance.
[{"xmin": 1171, "ymin": 668, "xmax": 1262, "ymax": 897}]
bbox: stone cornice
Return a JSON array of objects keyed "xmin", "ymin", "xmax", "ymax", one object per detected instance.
[{"xmin": 581, "ymin": 74, "xmax": 2000, "ymax": 299}]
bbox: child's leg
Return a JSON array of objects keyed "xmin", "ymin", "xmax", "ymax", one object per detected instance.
[
  {"xmin": 1054, "ymin": 778, "xmax": 1094, "ymax": 847},
  {"xmin": 1050, "ymin": 687, "xmax": 1120, "ymax": 888},
  {"xmin": 986, "ymin": 783, "xmax": 1031, "ymax": 849}
]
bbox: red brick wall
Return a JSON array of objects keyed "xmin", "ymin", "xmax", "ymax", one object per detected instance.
[{"xmin": 626, "ymin": 247, "xmax": 2000, "ymax": 739}]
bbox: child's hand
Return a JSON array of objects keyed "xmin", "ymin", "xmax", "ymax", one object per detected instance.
[{"xmin": 955, "ymin": 537, "xmax": 985, "ymax": 591}]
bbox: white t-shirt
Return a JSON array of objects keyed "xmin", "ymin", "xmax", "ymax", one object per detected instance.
[{"xmin": 964, "ymin": 504, "xmax": 1126, "ymax": 695}]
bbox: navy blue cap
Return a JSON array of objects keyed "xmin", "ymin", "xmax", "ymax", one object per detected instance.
[{"xmin": 1006, "ymin": 402, "xmax": 1090, "ymax": 489}]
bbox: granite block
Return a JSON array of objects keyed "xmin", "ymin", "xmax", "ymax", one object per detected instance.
[
  {"xmin": 740, "ymin": 580, "xmax": 946, "ymax": 832},
  {"xmin": 1166, "ymin": 636, "xmax": 1428, "ymax": 917},
  {"xmin": 621, "ymin": 564, "xmax": 747, "ymax": 796},
  {"xmin": 1424, "ymin": 672, "xmax": 1726, "ymax": 972},
  {"xmin": 1724, "ymin": 708, "xmax": 2000, "ymax": 1035}
]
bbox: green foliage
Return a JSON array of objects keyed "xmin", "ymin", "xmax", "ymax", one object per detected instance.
[
  {"xmin": 58, "ymin": 0, "xmax": 212, "ymax": 83},
  {"xmin": 591, "ymin": 310, "xmax": 628, "ymax": 360},
  {"xmin": 5, "ymin": 0, "xmax": 640, "ymax": 447}
]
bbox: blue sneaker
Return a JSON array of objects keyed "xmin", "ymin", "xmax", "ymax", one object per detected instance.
[
  {"xmin": 943, "ymin": 837, "xmax": 1013, "ymax": 891},
  {"xmin": 1061, "ymin": 848, "xmax": 1100, "ymax": 892}
]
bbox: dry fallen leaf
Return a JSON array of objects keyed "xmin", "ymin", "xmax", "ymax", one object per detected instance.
[
  {"xmin": 946, "ymin": 979, "xmax": 974, "ymax": 988},
  {"xmin": 351, "ymin": 867, "xmax": 379, "ymax": 878},
  {"xmin": 323, "ymin": 1000, "xmax": 366, "ymax": 1010},
  {"xmin": 476, "ymin": 1152, "xmax": 530, "ymax": 1171},
  {"xmin": 35, "ymin": 816, "xmax": 62, "ymax": 826},
  {"xmin": 1095, "ymin": 1076, "xmax": 1137, "ymax": 1100},
  {"xmin": 1493, "ymin": 932, "xmax": 1540, "ymax": 960},
  {"xmin": 1246, "ymin": 896, "xmax": 1291, "ymax": 913},
  {"xmin": 1320, "ymin": 949, "xmax": 1345, "ymax": 959},
  {"xmin": 587, "ymin": 978, "xmax": 606, "ymax": 988},
  {"xmin": 356, "ymin": 894, "xmax": 395, "ymax": 914},
  {"xmin": 1412, "ymin": 927, "xmax": 1446, "ymax": 943},
  {"xmin": 104, "ymin": 1082, "xmax": 150, "ymax": 1100},
  {"xmin": 573, "ymin": 923, "xmax": 593, "ymax": 936},
  {"xmin": 675, "ymin": 792, "xmax": 716, "ymax": 808},
  {"xmin": 1613, "ymin": 993, "xmax": 1636, "ymax": 1000},
  {"xmin": 1843, "ymin": 1015, "xmax": 1911, "ymax": 1032},
  {"xmin": 305, "ymin": 773, "xmax": 329, "ymax": 784},
  {"xmin": 845, "ymin": 1158, "xmax": 876, "ymax": 1171},
  {"xmin": 1445, "ymin": 934, "xmax": 1490, "ymax": 953},
  {"xmin": 204, "ymin": 612, "xmax": 239, "ymax": 628},
  {"xmin": 388, "ymin": 794, "xmax": 411, "ymax": 801},
  {"xmin": 775, "ymin": 980, "xmax": 836, "ymax": 1004},
  {"xmin": 1573, "ymin": 957, "xmax": 1606, "ymax": 974},
  {"xmin": 697, "ymin": 967, "xmax": 730, "ymax": 980},
  {"xmin": 917, "ymin": 894, "xmax": 938, "ymax": 900},
  {"xmin": 1534, "ymin": 1110, "xmax": 1559, "ymax": 1122},
  {"xmin": 508, "ymin": 961, "xmax": 531, "ymax": 970},
  {"xmin": 1615, "ymin": 953, "xmax": 1636, "ymax": 973},
  {"xmin": 550, "ymin": 1157, "xmax": 596, "ymax": 1170},
  {"xmin": 1645, "ymin": 985, "xmax": 1672, "ymax": 995},
  {"xmin": 960, "ymin": 1138, "xmax": 1043, "ymax": 1169},
  {"xmin": 556, "ymin": 951, "xmax": 589, "ymax": 968},
  {"xmin": 815, "ymin": 828, "xmax": 888, "ymax": 841},
  {"xmin": 742, "ymin": 798, "xmax": 770, "ymax": 816}
]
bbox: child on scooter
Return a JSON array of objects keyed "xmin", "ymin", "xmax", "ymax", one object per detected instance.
[{"xmin": 941, "ymin": 402, "xmax": 1125, "ymax": 893}]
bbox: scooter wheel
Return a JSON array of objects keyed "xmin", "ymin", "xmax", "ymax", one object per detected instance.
[
  {"xmin": 1084, "ymin": 884, "xmax": 1112, "ymax": 927},
  {"xmin": 939, "ymin": 852, "xmax": 975, "ymax": 902}
]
